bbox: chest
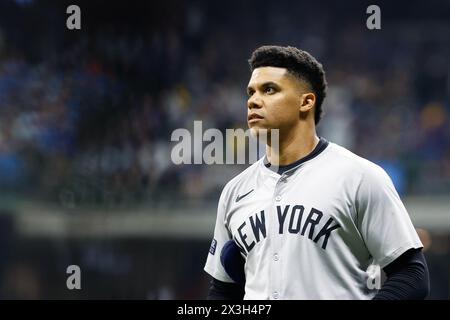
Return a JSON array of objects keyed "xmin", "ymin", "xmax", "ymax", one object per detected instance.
[{"xmin": 226, "ymin": 171, "xmax": 356, "ymax": 254}]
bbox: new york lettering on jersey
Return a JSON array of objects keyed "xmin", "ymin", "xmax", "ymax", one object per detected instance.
[{"xmin": 231, "ymin": 204, "xmax": 341, "ymax": 254}]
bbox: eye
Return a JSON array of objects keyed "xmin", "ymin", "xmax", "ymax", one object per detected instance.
[
  {"xmin": 265, "ymin": 86, "xmax": 276, "ymax": 94},
  {"xmin": 247, "ymin": 90, "xmax": 254, "ymax": 97}
]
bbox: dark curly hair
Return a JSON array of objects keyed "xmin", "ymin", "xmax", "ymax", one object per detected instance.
[{"xmin": 248, "ymin": 45, "xmax": 327, "ymax": 125}]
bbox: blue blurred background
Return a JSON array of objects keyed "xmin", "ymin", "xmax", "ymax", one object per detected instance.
[{"xmin": 0, "ymin": 0, "xmax": 449, "ymax": 299}]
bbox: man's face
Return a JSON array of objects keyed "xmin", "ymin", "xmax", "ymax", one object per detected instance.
[{"xmin": 246, "ymin": 67, "xmax": 305, "ymax": 135}]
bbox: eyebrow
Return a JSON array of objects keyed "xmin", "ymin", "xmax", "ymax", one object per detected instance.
[{"xmin": 247, "ymin": 81, "xmax": 280, "ymax": 94}]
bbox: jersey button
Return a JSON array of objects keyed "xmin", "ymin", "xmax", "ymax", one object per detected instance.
[
  {"xmin": 273, "ymin": 254, "xmax": 279, "ymax": 261},
  {"xmin": 273, "ymin": 292, "xmax": 279, "ymax": 299},
  {"xmin": 275, "ymin": 195, "xmax": 281, "ymax": 202}
]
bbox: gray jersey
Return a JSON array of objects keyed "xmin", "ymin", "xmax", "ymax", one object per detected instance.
[{"xmin": 204, "ymin": 140, "xmax": 422, "ymax": 299}]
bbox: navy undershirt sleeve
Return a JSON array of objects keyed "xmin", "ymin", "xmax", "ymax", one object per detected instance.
[
  {"xmin": 207, "ymin": 277, "xmax": 245, "ymax": 300},
  {"xmin": 373, "ymin": 248, "xmax": 430, "ymax": 300}
]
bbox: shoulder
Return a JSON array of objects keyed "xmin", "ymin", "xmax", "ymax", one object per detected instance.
[
  {"xmin": 324, "ymin": 142, "xmax": 395, "ymax": 197},
  {"xmin": 326, "ymin": 142, "xmax": 390, "ymax": 179}
]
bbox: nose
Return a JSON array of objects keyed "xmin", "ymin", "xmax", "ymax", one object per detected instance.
[{"xmin": 247, "ymin": 94, "xmax": 262, "ymax": 110}]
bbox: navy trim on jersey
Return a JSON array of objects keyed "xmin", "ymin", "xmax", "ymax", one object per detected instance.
[{"xmin": 264, "ymin": 137, "xmax": 329, "ymax": 174}]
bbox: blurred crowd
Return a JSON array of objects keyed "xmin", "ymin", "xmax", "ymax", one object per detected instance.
[{"xmin": 0, "ymin": 0, "xmax": 449, "ymax": 208}]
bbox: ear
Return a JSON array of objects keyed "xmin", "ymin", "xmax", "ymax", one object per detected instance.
[{"xmin": 299, "ymin": 93, "xmax": 316, "ymax": 112}]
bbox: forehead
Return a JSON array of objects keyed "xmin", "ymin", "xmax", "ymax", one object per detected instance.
[{"xmin": 248, "ymin": 66, "xmax": 294, "ymax": 87}]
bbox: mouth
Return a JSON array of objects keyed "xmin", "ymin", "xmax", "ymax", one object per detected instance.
[{"xmin": 248, "ymin": 113, "xmax": 264, "ymax": 123}]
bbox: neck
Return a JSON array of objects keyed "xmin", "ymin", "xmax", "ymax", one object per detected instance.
[{"xmin": 266, "ymin": 123, "xmax": 319, "ymax": 166}]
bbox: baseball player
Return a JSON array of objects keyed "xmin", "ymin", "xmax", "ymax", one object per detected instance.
[{"xmin": 204, "ymin": 45, "xmax": 429, "ymax": 300}]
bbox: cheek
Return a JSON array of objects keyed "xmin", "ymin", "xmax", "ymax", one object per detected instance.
[{"xmin": 269, "ymin": 94, "xmax": 299, "ymax": 120}]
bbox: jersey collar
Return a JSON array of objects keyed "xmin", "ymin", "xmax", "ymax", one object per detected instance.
[{"xmin": 263, "ymin": 137, "xmax": 329, "ymax": 175}]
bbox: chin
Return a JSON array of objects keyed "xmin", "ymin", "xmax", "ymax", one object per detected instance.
[
  {"xmin": 248, "ymin": 125, "xmax": 272, "ymax": 138},
  {"xmin": 249, "ymin": 127, "xmax": 260, "ymax": 137}
]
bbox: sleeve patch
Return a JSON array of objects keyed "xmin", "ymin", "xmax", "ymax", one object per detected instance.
[{"xmin": 209, "ymin": 239, "xmax": 217, "ymax": 255}]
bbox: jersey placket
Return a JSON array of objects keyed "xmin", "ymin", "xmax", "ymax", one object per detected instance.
[{"xmin": 269, "ymin": 172, "xmax": 289, "ymax": 300}]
